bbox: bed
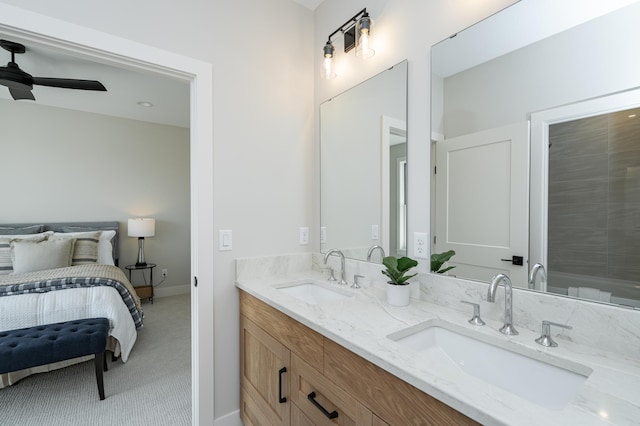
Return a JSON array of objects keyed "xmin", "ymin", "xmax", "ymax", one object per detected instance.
[{"xmin": 0, "ymin": 221, "xmax": 143, "ymax": 388}]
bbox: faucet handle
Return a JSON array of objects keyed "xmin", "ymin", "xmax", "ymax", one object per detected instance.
[
  {"xmin": 352, "ymin": 274, "xmax": 364, "ymax": 289},
  {"xmin": 460, "ymin": 300, "xmax": 485, "ymax": 326},
  {"xmin": 535, "ymin": 320, "xmax": 572, "ymax": 347},
  {"xmin": 325, "ymin": 267, "xmax": 337, "ymax": 282}
]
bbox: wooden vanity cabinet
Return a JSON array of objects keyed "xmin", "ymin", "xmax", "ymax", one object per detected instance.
[
  {"xmin": 240, "ymin": 315, "xmax": 291, "ymax": 425},
  {"xmin": 291, "ymin": 354, "xmax": 380, "ymax": 425},
  {"xmin": 239, "ymin": 291, "xmax": 477, "ymax": 426}
]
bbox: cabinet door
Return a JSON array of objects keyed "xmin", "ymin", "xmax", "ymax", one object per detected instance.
[
  {"xmin": 240, "ymin": 315, "xmax": 291, "ymax": 425},
  {"xmin": 291, "ymin": 354, "xmax": 373, "ymax": 425}
]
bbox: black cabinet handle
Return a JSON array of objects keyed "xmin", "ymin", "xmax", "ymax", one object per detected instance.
[
  {"xmin": 278, "ymin": 367, "xmax": 287, "ymax": 403},
  {"xmin": 307, "ymin": 391, "xmax": 338, "ymax": 419}
]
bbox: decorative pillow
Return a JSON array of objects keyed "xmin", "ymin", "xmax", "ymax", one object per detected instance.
[
  {"xmin": 54, "ymin": 230, "xmax": 115, "ymax": 265},
  {"xmin": 51, "ymin": 231, "xmax": 101, "ymax": 265},
  {"xmin": 0, "ymin": 232, "xmax": 52, "ymax": 275},
  {"xmin": 0, "ymin": 225, "xmax": 44, "ymax": 235},
  {"xmin": 10, "ymin": 238, "xmax": 76, "ymax": 274}
]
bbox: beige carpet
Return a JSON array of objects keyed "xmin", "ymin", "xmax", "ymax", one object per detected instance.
[{"xmin": 0, "ymin": 293, "xmax": 191, "ymax": 426}]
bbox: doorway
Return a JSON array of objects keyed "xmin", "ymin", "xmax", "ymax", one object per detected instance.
[
  {"xmin": 0, "ymin": 6, "xmax": 215, "ymax": 424},
  {"xmin": 530, "ymin": 87, "xmax": 640, "ymax": 306}
]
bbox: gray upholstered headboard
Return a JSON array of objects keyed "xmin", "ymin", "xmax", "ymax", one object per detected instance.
[{"xmin": 0, "ymin": 221, "xmax": 120, "ymax": 265}]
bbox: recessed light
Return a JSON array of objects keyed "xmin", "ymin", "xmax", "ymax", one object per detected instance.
[
  {"xmin": 628, "ymin": 114, "xmax": 637, "ymax": 118},
  {"xmin": 137, "ymin": 101, "xmax": 153, "ymax": 107}
]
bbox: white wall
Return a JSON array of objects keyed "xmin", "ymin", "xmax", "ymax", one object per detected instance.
[
  {"xmin": 0, "ymin": 0, "xmax": 314, "ymax": 420},
  {"xmin": 0, "ymin": 99, "xmax": 190, "ymax": 293}
]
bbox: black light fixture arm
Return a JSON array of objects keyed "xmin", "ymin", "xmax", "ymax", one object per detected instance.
[{"xmin": 326, "ymin": 8, "xmax": 368, "ymax": 44}]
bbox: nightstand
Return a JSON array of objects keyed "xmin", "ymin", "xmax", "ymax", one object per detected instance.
[{"xmin": 125, "ymin": 263, "xmax": 156, "ymax": 303}]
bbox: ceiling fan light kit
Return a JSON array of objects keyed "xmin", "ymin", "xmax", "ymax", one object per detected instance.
[{"xmin": 0, "ymin": 39, "xmax": 107, "ymax": 101}]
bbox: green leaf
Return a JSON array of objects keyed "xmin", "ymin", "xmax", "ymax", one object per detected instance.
[
  {"xmin": 382, "ymin": 255, "xmax": 418, "ymax": 285},
  {"xmin": 430, "ymin": 250, "xmax": 456, "ymax": 273}
]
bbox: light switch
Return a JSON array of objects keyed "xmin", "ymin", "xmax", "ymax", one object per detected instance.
[
  {"xmin": 320, "ymin": 226, "xmax": 327, "ymax": 244},
  {"xmin": 371, "ymin": 225, "xmax": 379, "ymax": 240},
  {"xmin": 219, "ymin": 229, "xmax": 232, "ymax": 251},
  {"xmin": 299, "ymin": 227, "xmax": 309, "ymax": 245}
]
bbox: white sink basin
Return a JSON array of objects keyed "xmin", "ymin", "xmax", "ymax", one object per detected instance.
[
  {"xmin": 276, "ymin": 282, "xmax": 352, "ymax": 305},
  {"xmin": 388, "ymin": 321, "xmax": 591, "ymax": 409}
]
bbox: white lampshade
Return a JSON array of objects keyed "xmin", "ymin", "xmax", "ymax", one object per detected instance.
[{"xmin": 128, "ymin": 218, "xmax": 155, "ymax": 237}]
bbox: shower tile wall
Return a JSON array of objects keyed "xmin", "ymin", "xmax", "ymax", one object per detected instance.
[{"xmin": 548, "ymin": 108, "xmax": 640, "ymax": 283}]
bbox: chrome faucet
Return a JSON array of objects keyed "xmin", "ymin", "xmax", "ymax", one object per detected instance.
[
  {"xmin": 528, "ymin": 263, "xmax": 547, "ymax": 292},
  {"xmin": 366, "ymin": 245, "xmax": 386, "ymax": 262},
  {"xmin": 324, "ymin": 249, "xmax": 347, "ymax": 285},
  {"xmin": 487, "ymin": 273, "xmax": 518, "ymax": 335}
]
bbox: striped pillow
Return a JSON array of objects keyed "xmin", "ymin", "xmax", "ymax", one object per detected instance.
[
  {"xmin": 0, "ymin": 232, "xmax": 52, "ymax": 275},
  {"xmin": 51, "ymin": 231, "xmax": 102, "ymax": 265}
]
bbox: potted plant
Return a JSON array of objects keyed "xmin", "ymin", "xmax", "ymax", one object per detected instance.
[
  {"xmin": 431, "ymin": 250, "xmax": 456, "ymax": 274},
  {"xmin": 382, "ymin": 256, "xmax": 418, "ymax": 306}
]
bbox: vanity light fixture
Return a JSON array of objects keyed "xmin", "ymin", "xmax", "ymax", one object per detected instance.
[{"xmin": 321, "ymin": 8, "xmax": 375, "ymax": 80}]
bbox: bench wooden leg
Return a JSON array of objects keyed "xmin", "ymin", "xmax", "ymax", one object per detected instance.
[{"xmin": 95, "ymin": 352, "xmax": 105, "ymax": 400}]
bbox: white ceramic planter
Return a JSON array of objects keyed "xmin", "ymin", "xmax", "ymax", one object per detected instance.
[{"xmin": 386, "ymin": 282, "xmax": 410, "ymax": 306}]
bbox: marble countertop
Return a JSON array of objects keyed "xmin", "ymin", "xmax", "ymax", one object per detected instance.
[{"xmin": 236, "ymin": 271, "xmax": 640, "ymax": 425}]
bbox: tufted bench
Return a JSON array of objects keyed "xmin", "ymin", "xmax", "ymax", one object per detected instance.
[{"xmin": 0, "ymin": 318, "xmax": 110, "ymax": 400}]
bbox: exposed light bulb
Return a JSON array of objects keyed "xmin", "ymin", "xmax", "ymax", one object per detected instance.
[
  {"xmin": 355, "ymin": 15, "xmax": 375, "ymax": 59},
  {"xmin": 321, "ymin": 41, "xmax": 337, "ymax": 80}
]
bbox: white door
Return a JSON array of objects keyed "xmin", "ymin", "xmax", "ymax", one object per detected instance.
[{"xmin": 434, "ymin": 122, "xmax": 529, "ymax": 286}]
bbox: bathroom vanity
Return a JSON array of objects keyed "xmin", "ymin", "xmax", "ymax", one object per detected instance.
[
  {"xmin": 239, "ymin": 290, "xmax": 476, "ymax": 425},
  {"xmin": 236, "ymin": 253, "xmax": 640, "ymax": 425}
]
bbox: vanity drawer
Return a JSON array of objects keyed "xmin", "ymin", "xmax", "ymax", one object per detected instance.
[
  {"xmin": 240, "ymin": 291, "xmax": 324, "ymax": 370},
  {"xmin": 323, "ymin": 338, "xmax": 478, "ymax": 425},
  {"xmin": 291, "ymin": 354, "xmax": 375, "ymax": 425}
]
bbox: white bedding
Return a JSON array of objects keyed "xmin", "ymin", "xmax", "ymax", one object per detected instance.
[
  {"xmin": 0, "ymin": 265, "xmax": 142, "ymax": 388},
  {"xmin": 0, "ymin": 286, "xmax": 137, "ymax": 361}
]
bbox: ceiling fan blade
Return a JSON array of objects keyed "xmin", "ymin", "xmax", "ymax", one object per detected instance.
[
  {"xmin": 9, "ymin": 86, "xmax": 35, "ymax": 100},
  {"xmin": 31, "ymin": 77, "xmax": 106, "ymax": 91}
]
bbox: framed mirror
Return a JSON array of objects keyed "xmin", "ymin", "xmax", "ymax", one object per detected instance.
[
  {"xmin": 321, "ymin": 60, "xmax": 408, "ymax": 263},
  {"xmin": 431, "ymin": 1, "xmax": 640, "ymax": 308}
]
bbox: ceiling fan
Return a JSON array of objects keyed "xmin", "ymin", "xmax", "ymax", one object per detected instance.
[{"xmin": 0, "ymin": 39, "xmax": 107, "ymax": 101}]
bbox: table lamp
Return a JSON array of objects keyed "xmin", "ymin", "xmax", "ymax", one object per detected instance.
[{"xmin": 128, "ymin": 218, "xmax": 155, "ymax": 266}]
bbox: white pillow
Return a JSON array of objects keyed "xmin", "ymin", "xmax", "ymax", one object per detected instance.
[
  {"xmin": 10, "ymin": 238, "xmax": 75, "ymax": 274},
  {"xmin": 52, "ymin": 230, "xmax": 116, "ymax": 265},
  {"xmin": 0, "ymin": 231, "xmax": 53, "ymax": 275}
]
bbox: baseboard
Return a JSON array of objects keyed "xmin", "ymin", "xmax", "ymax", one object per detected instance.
[
  {"xmin": 154, "ymin": 284, "xmax": 191, "ymax": 298},
  {"xmin": 214, "ymin": 410, "xmax": 241, "ymax": 426}
]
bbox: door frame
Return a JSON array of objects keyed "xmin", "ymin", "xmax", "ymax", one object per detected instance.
[
  {"xmin": 0, "ymin": 5, "xmax": 215, "ymax": 424},
  {"xmin": 530, "ymin": 87, "xmax": 640, "ymax": 270}
]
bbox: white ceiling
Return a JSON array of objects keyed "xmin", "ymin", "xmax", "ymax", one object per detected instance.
[
  {"xmin": 0, "ymin": 33, "xmax": 190, "ymax": 128},
  {"xmin": 294, "ymin": 0, "xmax": 324, "ymax": 11},
  {"xmin": 0, "ymin": 0, "xmax": 323, "ymax": 126}
]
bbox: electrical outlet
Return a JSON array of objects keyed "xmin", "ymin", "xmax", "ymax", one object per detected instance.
[
  {"xmin": 299, "ymin": 227, "xmax": 309, "ymax": 245},
  {"xmin": 414, "ymin": 232, "xmax": 429, "ymax": 259},
  {"xmin": 162, "ymin": 269, "xmax": 168, "ymax": 277}
]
